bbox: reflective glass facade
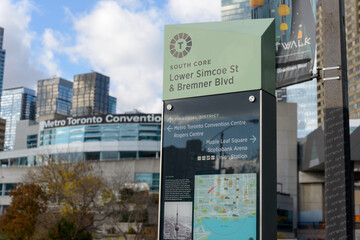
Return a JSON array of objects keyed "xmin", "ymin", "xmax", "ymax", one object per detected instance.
[
  {"xmin": 0, "ymin": 28, "xmax": 5, "ymax": 109},
  {"xmin": 286, "ymin": 80, "xmax": 318, "ymax": 138},
  {"xmin": 26, "ymin": 134, "xmax": 37, "ymax": 149},
  {"xmin": 37, "ymin": 77, "xmax": 73, "ymax": 119},
  {"xmin": 108, "ymin": 96, "xmax": 117, "ymax": 114},
  {"xmin": 0, "ymin": 121, "xmax": 161, "ymax": 167},
  {"xmin": 40, "ymin": 123, "xmax": 161, "ymax": 145},
  {"xmin": 0, "ymin": 88, "xmax": 36, "ymax": 150},
  {"xmin": 0, "ymin": 150, "xmax": 159, "ymax": 167},
  {"xmin": 221, "ymin": 0, "xmax": 252, "ymax": 21},
  {"xmin": 135, "ymin": 173, "xmax": 160, "ymax": 191},
  {"xmin": 71, "ymin": 72, "xmax": 109, "ymax": 117}
]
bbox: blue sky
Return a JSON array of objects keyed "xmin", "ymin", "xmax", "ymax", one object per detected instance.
[{"xmin": 0, "ymin": 0, "xmax": 220, "ymax": 112}]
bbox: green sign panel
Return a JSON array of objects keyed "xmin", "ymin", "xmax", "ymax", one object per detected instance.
[{"xmin": 163, "ymin": 19, "xmax": 275, "ymax": 100}]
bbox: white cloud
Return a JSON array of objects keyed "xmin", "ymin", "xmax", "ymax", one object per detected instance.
[
  {"xmin": 66, "ymin": 0, "xmax": 164, "ymax": 113},
  {"xmin": 0, "ymin": 0, "xmax": 45, "ymax": 90},
  {"xmin": 37, "ymin": 29, "xmax": 62, "ymax": 77},
  {"xmin": 0, "ymin": 0, "xmax": 223, "ymax": 113},
  {"xmin": 167, "ymin": 0, "xmax": 221, "ymax": 23},
  {"xmin": 64, "ymin": 0, "xmax": 221, "ymax": 113},
  {"xmin": 0, "ymin": 0, "xmax": 222, "ymax": 112}
]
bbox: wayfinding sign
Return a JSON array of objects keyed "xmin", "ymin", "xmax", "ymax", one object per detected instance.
[
  {"xmin": 163, "ymin": 19, "xmax": 275, "ymax": 100},
  {"xmin": 159, "ymin": 19, "xmax": 276, "ymax": 240},
  {"xmin": 161, "ymin": 92, "xmax": 260, "ymax": 239}
]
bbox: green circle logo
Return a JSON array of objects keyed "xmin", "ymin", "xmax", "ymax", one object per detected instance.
[{"xmin": 169, "ymin": 33, "xmax": 192, "ymax": 58}]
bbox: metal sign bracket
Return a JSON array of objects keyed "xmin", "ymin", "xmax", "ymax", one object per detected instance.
[{"xmin": 314, "ymin": 66, "xmax": 342, "ymax": 84}]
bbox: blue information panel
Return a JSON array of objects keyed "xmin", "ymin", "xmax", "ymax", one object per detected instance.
[{"xmin": 160, "ymin": 91, "xmax": 260, "ymax": 240}]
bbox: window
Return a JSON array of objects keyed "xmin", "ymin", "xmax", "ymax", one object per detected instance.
[
  {"xmin": 120, "ymin": 151, "xmax": 137, "ymax": 159},
  {"xmin": 277, "ymin": 209, "xmax": 293, "ymax": 232},
  {"xmin": 139, "ymin": 151, "xmax": 156, "ymax": 158},
  {"xmin": 1, "ymin": 205, "xmax": 8, "ymax": 214},
  {"xmin": 4, "ymin": 183, "xmax": 16, "ymax": 196},
  {"xmin": 134, "ymin": 173, "xmax": 160, "ymax": 191},
  {"xmin": 101, "ymin": 151, "xmax": 119, "ymax": 160},
  {"xmin": 27, "ymin": 134, "xmax": 38, "ymax": 149}
]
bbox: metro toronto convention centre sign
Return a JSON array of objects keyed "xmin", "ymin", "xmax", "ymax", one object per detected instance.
[{"xmin": 42, "ymin": 114, "xmax": 161, "ymax": 129}]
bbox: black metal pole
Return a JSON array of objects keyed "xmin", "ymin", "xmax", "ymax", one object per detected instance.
[{"xmin": 322, "ymin": 0, "xmax": 354, "ymax": 239}]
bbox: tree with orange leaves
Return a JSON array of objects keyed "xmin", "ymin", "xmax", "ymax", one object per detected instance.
[{"xmin": 0, "ymin": 183, "xmax": 48, "ymax": 240}]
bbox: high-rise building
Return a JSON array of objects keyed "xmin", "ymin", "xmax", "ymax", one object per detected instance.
[
  {"xmin": 36, "ymin": 77, "xmax": 73, "ymax": 121},
  {"xmin": 0, "ymin": 27, "xmax": 6, "ymax": 109},
  {"xmin": 221, "ymin": 0, "xmax": 318, "ymax": 138},
  {"xmin": 316, "ymin": 1, "xmax": 325, "ymax": 126},
  {"xmin": 317, "ymin": 0, "xmax": 360, "ymax": 124},
  {"xmin": 344, "ymin": 0, "xmax": 360, "ymax": 119},
  {"xmin": 71, "ymin": 72, "xmax": 109, "ymax": 117},
  {"xmin": 0, "ymin": 87, "xmax": 36, "ymax": 151},
  {"xmin": 0, "ymin": 118, "xmax": 5, "ymax": 151},
  {"xmin": 221, "ymin": 0, "xmax": 252, "ymax": 20},
  {"xmin": 108, "ymin": 96, "xmax": 117, "ymax": 114}
]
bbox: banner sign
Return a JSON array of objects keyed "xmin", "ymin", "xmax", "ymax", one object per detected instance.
[
  {"xmin": 41, "ymin": 114, "xmax": 161, "ymax": 129},
  {"xmin": 250, "ymin": 0, "xmax": 317, "ymax": 88}
]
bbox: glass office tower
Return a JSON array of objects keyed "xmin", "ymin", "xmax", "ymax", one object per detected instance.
[
  {"xmin": 0, "ymin": 28, "xmax": 6, "ymax": 109},
  {"xmin": 36, "ymin": 77, "xmax": 73, "ymax": 120},
  {"xmin": 0, "ymin": 87, "xmax": 36, "ymax": 150},
  {"xmin": 221, "ymin": 0, "xmax": 252, "ymax": 20},
  {"xmin": 108, "ymin": 96, "xmax": 117, "ymax": 114},
  {"xmin": 71, "ymin": 72, "xmax": 109, "ymax": 117}
]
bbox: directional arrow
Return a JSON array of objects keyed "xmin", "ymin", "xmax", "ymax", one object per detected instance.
[
  {"xmin": 167, "ymin": 125, "xmax": 173, "ymax": 132},
  {"xmin": 250, "ymin": 135, "xmax": 256, "ymax": 143},
  {"xmin": 168, "ymin": 117, "xmax": 174, "ymax": 123}
]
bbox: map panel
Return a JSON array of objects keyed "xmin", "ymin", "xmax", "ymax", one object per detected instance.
[
  {"xmin": 194, "ymin": 173, "xmax": 257, "ymax": 240},
  {"xmin": 160, "ymin": 91, "xmax": 261, "ymax": 240}
]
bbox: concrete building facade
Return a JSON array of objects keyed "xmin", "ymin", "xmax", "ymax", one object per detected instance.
[
  {"xmin": 0, "ymin": 113, "xmax": 162, "ymax": 212},
  {"xmin": 276, "ymin": 102, "xmax": 298, "ymax": 236},
  {"xmin": 296, "ymin": 119, "xmax": 360, "ymax": 238}
]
